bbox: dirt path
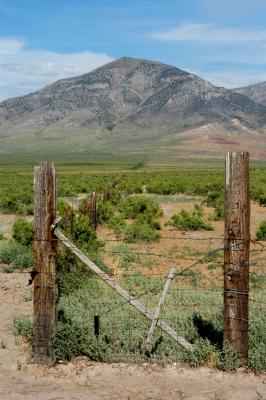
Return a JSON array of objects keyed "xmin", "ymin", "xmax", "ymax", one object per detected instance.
[{"xmin": 0, "ymin": 271, "xmax": 265, "ymax": 400}]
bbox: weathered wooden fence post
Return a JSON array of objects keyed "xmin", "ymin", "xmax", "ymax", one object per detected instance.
[
  {"xmin": 224, "ymin": 152, "xmax": 250, "ymax": 362},
  {"xmin": 33, "ymin": 161, "xmax": 57, "ymax": 365}
]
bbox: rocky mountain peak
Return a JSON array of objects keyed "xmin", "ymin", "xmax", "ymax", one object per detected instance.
[{"xmin": 0, "ymin": 57, "xmax": 266, "ymax": 158}]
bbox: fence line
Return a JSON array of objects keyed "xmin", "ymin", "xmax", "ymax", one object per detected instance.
[{"xmin": 31, "ymin": 152, "xmax": 266, "ymax": 366}]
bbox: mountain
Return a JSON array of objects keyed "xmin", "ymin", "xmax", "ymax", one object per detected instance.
[
  {"xmin": 1, "ymin": 57, "xmax": 266, "ymax": 160},
  {"xmin": 234, "ymin": 81, "xmax": 266, "ymax": 107}
]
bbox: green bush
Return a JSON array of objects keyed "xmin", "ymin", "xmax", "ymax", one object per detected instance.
[
  {"xmin": 0, "ymin": 242, "xmax": 33, "ymax": 269},
  {"xmin": 135, "ymin": 213, "xmax": 161, "ymax": 230},
  {"xmin": 250, "ymin": 273, "xmax": 266, "ymax": 289},
  {"xmin": 57, "ymin": 268, "xmax": 91, "ymax": 296},
  {"xmin": 258, "ymin": 194, "xmax": 266, "ymax": 206},
  {"xmin": 106, "ymin": 213, "xmax": 126, "ymax": 235},
  {"xmin": 73, "ymin": 214, "xmax": 103, "ymax": 256},
  {"xmin": 248, "ymin": 324, "xmax": 266, "ymax": 374},
  {"xmin": 182, "ymin": 338, "xmax": 215, "ymax": 368},
  {"xmin": 213, "ymin": 196, "xmax": 224, "ymax": 221},
  {"xmin": 97, "ymin": 201, "xmax": 115, "ymax": 224},
  {"xmin": 165, "ymin": 206, "xmax": 214, "ymax": 231},
  {"xmin": 110, "ymin": 244, "xmax": 140, "ymax": 269},
  {"xmin": 181, "ymin": 270, "xmax": 203, "ymax": 287},
  {"xmin": 256, "ymin": 221, "xmax": 266, "ymax": 240},
  {"xmin": 13, "ymin": 315, "xmax": 33, "ymax": 342},
  {"xmin": 0, "ymin": 233, "xmax": 4, "ymax": 240},
  {"xmin": 204, "ymin": 189, "xmax": 224, "ymax": 221},
  {"xmin": 58, "ymin": 200, "xmax": 74, "ymax": 234},
  {"xmin": 124, "ymin": 219, "xmax": 160, "ymax": 243},
  {"xmin": 54, "ymin": 321, "xmax": 109, "ymax": 361},
  {"xmin": 119, "ymin": 195, "xmax": 163, "ymax": 220},
  {"xmin": 0, "ymin": 193, "xmax": 33, "ymax": 215},
  {"xmin": 12, "ymin": 218, "xmax": 34, "ymax": 246},
  {"xmin": 217, "ymin": 342, "xmax": 241, "ymax": 371}
]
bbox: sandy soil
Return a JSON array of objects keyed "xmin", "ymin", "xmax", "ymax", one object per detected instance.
[
  {"xmin": 99, "ymin": 197, "xmax": 266, "ymax": 279},
  {"xmin": 0, "ymin": 214, "xmax": 16, "ymax": 240},
  {"xmin": 1, "ymin": 204, "xmax": 266, "ymax": 399}
]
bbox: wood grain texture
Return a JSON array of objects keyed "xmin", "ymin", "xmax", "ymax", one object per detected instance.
[
  {"xmin": 146, "ymin": 267, "xmax": 176, "ymax": 345},
  {"xmin": 224, "ymin": 152, "xmax": 250, "ymax": 360},
  {"xmin": 33, "ymin": 161, "xmax": 57, "ymax": 365}
]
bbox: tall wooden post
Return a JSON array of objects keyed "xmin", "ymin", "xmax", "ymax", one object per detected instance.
[
  {"xmin": 33, "ymin": 161, "xmax": 57, "ymax": 365},
  {"xmin": 224, "ymin": 152, "xmax": 250, "ymax": 361}
]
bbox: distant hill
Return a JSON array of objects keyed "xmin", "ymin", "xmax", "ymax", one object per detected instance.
[
  {"xmin": 1, "ymin": 57, "xmax": 266, "ymax": 160},
  {"xmin": 234, "ymin": 81, "xmax": 266, "ymax": 107}
]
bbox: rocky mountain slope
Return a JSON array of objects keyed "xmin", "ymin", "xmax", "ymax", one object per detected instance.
[
  {"xmin": 1, "ymin": 57, "xmax": 266, "ymax": 159},
  {"xmin": 234, "ymin": 81, "xmax": 266, "ymax": 107}
]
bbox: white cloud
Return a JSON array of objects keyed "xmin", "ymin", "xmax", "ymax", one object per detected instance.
[
  {"xmin": 199, "ymin": 72, "xmax": 266, "ymax": 89},
  {"xmin": 152, "ymin": 23, "xmax": 266, "ymax": 44},
  {"xmin": 0, "ymin": 38, "xmax": 114, "ymax": 100},
  {"xmin": 0, "ymin": 38, "xmax": 23, "ymax": 55}
]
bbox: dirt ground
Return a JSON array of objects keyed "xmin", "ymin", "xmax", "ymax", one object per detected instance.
[
  {"xmin": 99, "ymin": 196, "xmax": 266, "ymax": 279},
  {"xmin": 1, "ymin": 202, "xmax": 266, "ymax": 400}
]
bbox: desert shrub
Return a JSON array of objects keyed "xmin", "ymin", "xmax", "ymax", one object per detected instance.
[
  {"xmin": 12, "ymin": 218, "xmax": 34, "ymax": 246},
  {"xmin": 204, "ymin": 188, "xmax": 222, "ymax": 207},
  {"xmin": 124, "ymin": 219, "xmax": 160, "ymax": 243},
  {"xmin": 96, "ymin": 194, "xmax": 162, "ymax": 239},
  {"xmin": 135, "ymin": 213, "xmax": 161, "ymax": 230},
  {"xmin": 0, "ymin": 242, "xmax": 33, "ymax": 269},
  {"xmin": 54, "ymin": 321, "xmax": 94, "ymax": 361},
  {"xmin": 119, "ymin": 195, "xmax": 163, "ymax": 220},
  {"xmin": 0, "ymin": 233, "xmax": 4, "ymax": 240},
  {"xmin": 0, "ymin": 194, "xmax": 19, "ymax": 213},
  {"xmin": 182, "ymin": 338, "xmax": 215, "ymax": 368},
  {"xmin": 12, "ymin": 250, "xmax": 33, "ymax": 269},
  {"xmin": 56, "ymin": 248, "xmax": 95, "ymax": 295},
  {"xmin": 213, "ymin": 196, "xmax": 224, "ymax": 220},
  {"xmin": 13, "ymin": 315, "xmax": 33, "ymax": 342},
  {"xmin": 72, "ymin": 214, "xmax": 103, "ymax": 256},
  {"xmin": 126, "ymin": 271, "xmax": 162, "ymax": 294},
  {"xmin": 250, "ymin": 273, "xmax": 266, "ymax": 289},
  {"xmin": 73, "ymin": 214, "xmax": 95, "ymax": 244},
  {"xmin": 97, "ymin": 201, "xmax": 115, "ymax": 224},
  {"xmin": 256, "ymin": 221, "xmax": 266, "ymax": 240},
  {"xmin": 106, "ymin": 214, "xmax": 126, "ymax": 235},
  {"xmin": 0, "ymin": 192, "xmax": 33, "ymax": 215},
  {"xmin": 204, "ymin": 189, "xmax": 224, "ymax": 220},
  {"xmin": 217, "ymin": 342, "xmax": 241, "ymax": 371},
  {"xmin": 110, "ymin": 244, "xmax": 140, "ymax": 269},
  {"xmin": 180, "ymin": 270, "xmax": 203, "ymax": 287},
  {"xmin": 59, "ymin": 268, "xmax": 94, "ymax": 295},
  {"xmin": 58, "ymin": 200, "xmax": 74, "ymax": 233},
  {"xmin": 165, "ymin": 206, "xmax": 214, "ymax": 231},
  {"xmin": 105, "ymin": 187, "xmax": 123, "ymax": 206},
  {"xmin": 248, "ymin": 324, "xmax": 266, "ymax": 374},
  {"xmin": 258, "ymin": 194, "xmax": 266, "ymax": 206}
]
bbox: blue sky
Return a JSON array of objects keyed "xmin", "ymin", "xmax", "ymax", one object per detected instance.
[{"xmin": 1, "ymin": 0, "xmax": 266, "ymax": 100}]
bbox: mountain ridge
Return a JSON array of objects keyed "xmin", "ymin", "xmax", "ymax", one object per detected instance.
[
  {"xmin": 1, "ymin": 56, "xmax": 266, "ymax": 159},
  {"xmin": 234, "ymin": 81, "xmax": 266, "ymax": 107}
]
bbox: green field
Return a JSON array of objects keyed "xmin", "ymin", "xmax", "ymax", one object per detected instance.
[{"xmin": 1, "ymin": 158, "xmax": 266, "ymax": 214}]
